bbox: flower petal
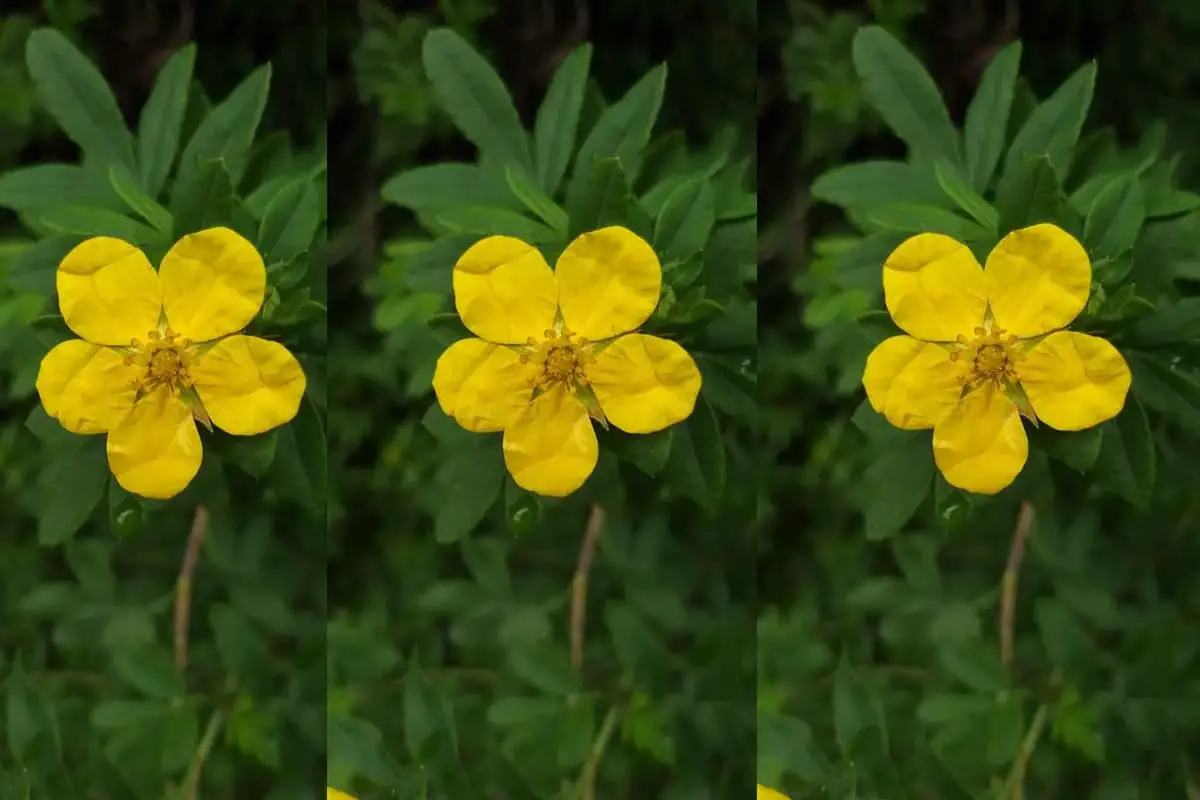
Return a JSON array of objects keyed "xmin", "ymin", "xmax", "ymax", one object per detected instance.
[
  {"xmin": 190, "ymin": 335, "xmax": 306, "ymax": 436},
  {"xmin": 502, "ymin": 385, "xmax": 598, "ymax": 497},
  {"xmin": 107, "ymin": 388, "xmax": 202, "ymax": 499},
  {"xmin": 1017, "ymin": 331, "xmax": 1131, "ymax": 430},
  {"xmin": 863, "ymin": 335, "xmax": 964, "ymax": 430},
  {"xmin": 328, "ymin": 791, "xmax": 357, "ymax": 800},
  {"xmin": 984, "ymin": 223, "xmax": 1090, "ymax": 337},
  {"xmin": 555, "ymin": 226, "xmax": 661, "ymax": 340},
  {"xmin": 758, "ymin": 787, "xmax": 791, "ymax": 800},
  {"xmin": 883, "ymin": 232, "xmax": 987, "ymax": 342},
  {"xmin": 432, "ymin": 338, "xmax": 532, "ymax": 432},
  {"xmin": 587, "ymin": 333, "xmax": 701, "ymax": 433},
  {"xmin": 933, "ymin": 384, "xmax": 1028, "ymax": 494},
  {"xmin": 57, "ymin": 237, "xmax": 162, "ymax": 345},
  {"xmin": 453, "ymin": 235, "xmax": 558, "ymax": 344},
  {"xmin": 36, "ymin": 340, "xmax": 137, "ymax": 434},
  {"xmin": 160, "ymin": 227, "xmax": 267, "ymax": 342}
]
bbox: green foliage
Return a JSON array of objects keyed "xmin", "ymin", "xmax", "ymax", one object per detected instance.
[{"xmin": 0, "ymin": 19, "xmax": 325, "ymax": 799}]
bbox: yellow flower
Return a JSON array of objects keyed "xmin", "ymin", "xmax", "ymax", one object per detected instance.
[
  {"xmin": 758, "ymin": 786, "xmax": 790, "ymax": 800},
  {"xmin": 433, "ymin": 226, "xmax": 702, "ymax": 497},
  {"xmin": 36, "ymin": 227, "xmax": 307, "ymax": 500},
  {"xmin": 862, "ymin": 223, "xmax": 1131, "ymax": 494},
  {"xmin": 327, "ymin": 789, "xmax": 356, "ymax": 800}
]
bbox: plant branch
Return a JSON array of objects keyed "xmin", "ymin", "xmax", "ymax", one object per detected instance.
[
  {"xmin": 1000, "ymin": 501, "xmax": 1034, "ymax": 667},
  {"xmin": 570, "ymin": 505, "xmax": 605, "ymax": 671},
  {"xmin": 174, "ymin": 506, "xmax": 208, "ymax": 674}
]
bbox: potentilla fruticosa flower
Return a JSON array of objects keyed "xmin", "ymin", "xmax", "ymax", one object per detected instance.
[
  {"xmin": 862, "ymin": 223, "xmax": 1131, "ymax": 494},
  {"xmin": 327, "ymin": 789, "xmax": 356, "ymax": 800},
  {"xmin": 758, "ymin": 786, "xmax": 790, "ymax": 800},
  {"xmin": 433, "ymin": 226, "xmax": 702, "ymax": 497},
  {"xmin": 37, "ymin": 227, "xmax": 307, "ymax": 500}
]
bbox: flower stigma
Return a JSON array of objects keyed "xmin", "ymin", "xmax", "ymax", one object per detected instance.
[
  {"xmin": 950, "ymin": 324, "xmax": 1022, "ymax": 392},
  {"xmin": 520, "ymin": 327, "xmax": 592, "ymax": 392},
  {"xmin": 125, "ymin": 328, "xmax": 195, "ymax": 399}
]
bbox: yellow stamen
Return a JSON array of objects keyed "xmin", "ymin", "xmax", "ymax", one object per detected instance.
[
  {"xmin": 129, "ymin": 328, "xmax": 196, "ymax": 395},
  {"xmin": 524, "ymin": 327, "xmax": 591, "ymax": 391},
  {"xmin": 953, "ymin": 323, "xmax": 1022, "ymax": 390}
]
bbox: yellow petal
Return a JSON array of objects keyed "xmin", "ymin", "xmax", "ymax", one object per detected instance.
[
  {"xmin": 502, "ymin": 385, "xmax": 598, "ymax": 497},
  {"xmin": 587, "ymin": 333, "xmax": 701, "ymax": 433},
  {"xmin": 863, "ymin": 335, "xmax": 964, "ymax": 430},
  {"xmin": 327, "ymin": 790, "xmax": 356, "ymax": 800},
  {"xmin": 555, "ymin": 226, "xmax": 661, "ymax": 340},
  {"xmin": 453, "ymin": 235, "xmax": 558, "ymax": 344},
  {"xmin": 190, "ymin": 335, "xmax": 306, "ymax": 436},
  {"xmin": 1017, "ymin": 331, "xmax": 1131, "ymax": 430},
  {"xmin": 432, "ymin": 338, "xmax": 532, "ymax": 432},
  {"xmin": 36, "ymin": 340, "xmax": 137, "ymax": 434},
  {"xmin": 984, "ymin": 223, "xmax": 1090, "ymax": 337},
  {"xmin": 882, "ymin": 232, "xmax": 987, "ymax": 342},
  {"xmin": 933, "ymin": 384, "xmax": 1028, "ymax": 494},
  {"xmin": 57, "ymin": 237, "xmax": 162, "ymax": 345},
  {"xmin": 107, "ymin": 388, "xmax": 202, "ymax": 499},
  {"xmin": 758, "ymin": 787, "xmax": 791, "ymax": 800},
  {"xmin": 160, "ymin": 227, "xmax": 266, "ymax": 342}
]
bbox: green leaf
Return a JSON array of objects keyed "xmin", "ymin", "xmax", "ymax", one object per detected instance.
[
  {"xmin": 653, "ymin": 177, "xmax": 715, "ymax": 263},
  {"xmin": 107, "ymin": 164, "xmax": 172, "ymax": 232},
  {"xmin": 865, "ymin": 204, "xmax": 985, "ymax": 240},
  {"xmin": 1094, "ymin": 397, "xmax": 1155, "ymax": 507},
  {"xmin": 565, "ymin": 156, "xmax": 632, "ymax": 238},
  {"xmin": 505, "ymin": 642, "xmax": 580, "ymax": 695},
  {"xmin": 35, "ymin": 207, "xmax": 160, "ymax": 245},
  {"xmin": 434, "ymin": 436, "xmax": 505, "ymax": 543},
  {"xmin": 1004, "ymin": 61, "xmax": 1097, "ymax": 177},
  {"xmin": 403, "ymin": 661, "xmax": 439, "ymax": 760},
  {"xmin": 402, "ymin": 235, "xmax": 479, "ymax": 295},
  {"xmin": 936, "ymin": 639, "xmax": 1009, "ymax": 692},
  {"xmin": 504, "ymin": 164, "xmax": 569, "ymax": 233},
  {"xmin": 421, "ymin": 28, "xmax": 531, "ymax": 173},
  {"xmin": 851, "ymin": 26, "xmax": 959, "ymax": 164},
  {"xmin": 270, "ymin": 396, "xmax": 326, "ymax": 511},
  {"xmin": 7, "ymin": 236, "xmax": 82, "ymax": 297},
  {"xmin": 136, "ymin": 43, "xmax": 197, "ymax": 198},
  {"xmin": 0, "ymin": 164, "xmax": 121, "ymax": 214},
  {"xmin": 381, "ymin": 162, "xmax": 511, "ymax": 213},
  {"xmin": 1033, "ymin": 426, "xmax": 1103, "ymax": 474},
  {"xmin": 160, "ymin": 699, "xmax": 198, "ymax": 771},
  {"xmin": 432, "ymin": 206, "xmax": 559, "ymax": 243},
  {"xmin": 177, "ymin": 64, "xmax": 271, "ymax": 186},
  {"xmin": 832, "ymin": 657, "xmax": 873, "ymax": 754},
  {"xmin": 170, "ymin": 157, "xmax": 235, "ymax": 238},
  {"xmin": 25, "ymin": 28, "xmax": 135, "ymax": 169},
  {"xmin": 533, "ymin": 43, "xmax": 592, "ymax": 195},
  {"xmin": 934, "ymin": 159, "xmax": 998, "ymax": 231},
  {"xmin": 1129, "ymin": 353, "xmax": 1200, "ymax": 435},
  {"xmin": 6, "ymin": 663, "xmax": 41, "ymax": 764},
  {"xmin": 111, "ymin": 646, "xmax": 184, "ymax": 699},
  {"xmin": 37, "ymin": 437, "xmax": 107, "ymax": 546},
  {"xmin": 1083, "ymin": 173, "xmax": 1145, "ymax": 260},
  {"xmin": 995, "ymin": 154, "xmax": 1061, "ymax": 235},
  {"xmin": 663, "ymin": 397, "xmax": 725, "ymax": 509},
  {"xmin": 963, "ymin": 41, "xmax": 1022, "ymax": 192},
  {"xmin": 1130, "ymin": 298, "xmax": 1200, "ymax": 346},
  {"xmin": 811, "ymin": 160, "xmax": 947, "ymax": 210},
  {"xmin": 568, "ymin": 64, "xmax": 667, "ymax": 195},
  {"xmin": 862, "ymin": 430, "xmax": 934, "ymax": 540},
  {"xmin": 258, "ymin": 179, "xmax": 321, "ymax": 263}
]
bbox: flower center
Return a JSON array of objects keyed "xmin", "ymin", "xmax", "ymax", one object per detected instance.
[
  {"xmin": 125, "ymin": 328, "xmax": 195, "ymax": 395},
  {"xmin": 521, "ymin": 328, "xmax": 591, "ymax": 391},
  {"xmin": 950, "ymin": 325, "xmax": 1021, "ymax": 389}
]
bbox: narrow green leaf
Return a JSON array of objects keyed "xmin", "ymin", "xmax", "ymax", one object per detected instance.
[
  {"xmin": 177, "ymin": 64, "xmax": 272, "ymax": 186},
  {"xmin": 568, "ymin": 64, "xmax": 667, "ymax": 196},
  {"xmin": 865, "ymin": 204, "xmax": 985, "ymax": 240},
  {"xmin": 25, "ymin": 28, "xmax": 135, "ymax": 169},
  {"xmin": 504, "ymin": 164, "xmax": 568, "ymax": 233},
  {"xmin": 1094, "ymin": 397, "xmax": 1154, "ymax": 507},
  {"xmin": 963, "ymin": 42, "xmax": 1022, "ymax": 192},
  {"xmin": 37, "ymin": 437, "xmax": 107, "ymax": 546},
  {"xmin": 653, "ymin": 178, "xmax": 715, "ymax": 263},
  {"xmin": 107, "ymin": 164, "xmax": 172, "ymax": 232},
  {"xmin": 0, "ymin": 164, "xmax": 121, "ymax": 214},
  {"xmin": 432, "ymin": 206, "xmax": 559, "ymax": 243},
  {"xmin": 995, "ymin": 154, "xmax": 1061, "ymax": 235},
  {"xmin": 170, "ymin": 157, "xmax": 234, "ymax": 238},
  {"xmin": 851, "ymin": 26, "xmax": 960, "ymax": 164},
  {"xmin": 862, "ymin": 430, "xmax": 934, "ymax": 540},
  {"xmin": 1005, "ymin": 62, "xmax": 1097, "ymax": 177},
  {"xmin": 533, "ymin": 43, "xmax": 592, "ymax": 195},
  {"xmin": 258, "ymin": 179, "xmax": 321, "ymax": 263},
  {"xmin": 136, "ymin": 44, "xmax": 197, "ymax": 198},
  {"xmin": 565, "ymin": 156, "xmax": 632, "ymax": 238},
  {"xmin": 381, "ymin": 162, "xmax": 512, "ymax": 212},
  {"xmin": 1083, "ymin": 173, "xmax": 1145, "ymax": 260},
  {"xmin": 811, "ymin": 160, "xmax": 948, "ymax": 210},
  {"xmin": 36, "ymin": 207, "xmax": 160, "ymax": 245},
  {"xmin": 934, "ymin": 159, "xmax": 998, "ymax": 231},
  {"xmin": 435, "ymin": 436, "xmax": 505, "ymax": 543},
  {"xmin": 421, "ymin": 28, "xmax": 531, "ymax": 172}
]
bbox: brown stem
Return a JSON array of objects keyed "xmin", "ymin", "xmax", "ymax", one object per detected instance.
[
  {"xmin": 570, "ymin": 505, "xmax": 605, "ymax": 671},
  {"xmin": 174, "ymin": 506, "xmax": 207, "ymax": 674},
  {"xmin": 1000, "ymin": 501, "xmax": 1034, "ymax": 667}
]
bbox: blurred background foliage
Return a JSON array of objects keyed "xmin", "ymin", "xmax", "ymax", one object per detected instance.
[
  {"xmin": 761, "ymin": 0, "xmax": 1200, "ymax": 797},
  {"xmin": 0, "ymin": 0, "xmax": 325, "ymax": 797}
]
